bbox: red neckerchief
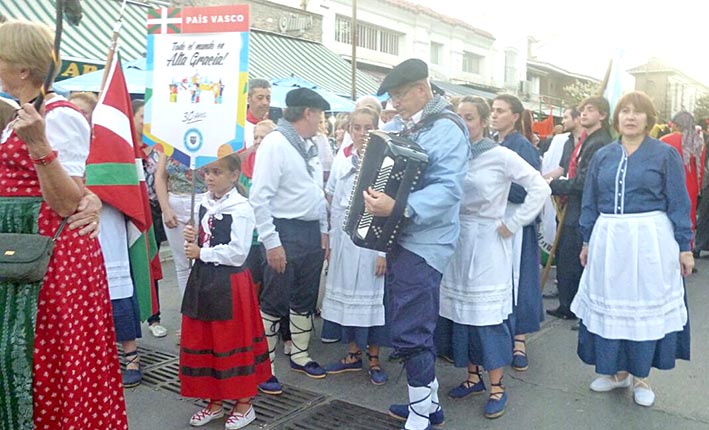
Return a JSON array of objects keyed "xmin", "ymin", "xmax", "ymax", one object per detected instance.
[
  {"xmin": 343, "ymin": 143, "xmax": 353, "ymax": 157},
  {"xmin": 247, "ymin": 110, "xmax": 266, "ymax": 125},
  {"xmin": 242, "ymin": 150, "xmax": 256, "ymax": 179},
  {"xmin": 567, "ymin": 131, "xmax": 588, "ymax": 179}
]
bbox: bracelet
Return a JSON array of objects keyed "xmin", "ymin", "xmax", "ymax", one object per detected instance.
[{"xmin": 31, "ymin": 150, "xmax": 58, "ymax": 166}]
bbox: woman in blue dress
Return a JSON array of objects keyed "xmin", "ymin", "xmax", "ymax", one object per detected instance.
[
  {"xmin": 491, "ymin": 94, "xmax": 544, "ymax": 371},
  {"xmin": 571, "ymin": 91, "xmax": 693, "ymax": 407}
]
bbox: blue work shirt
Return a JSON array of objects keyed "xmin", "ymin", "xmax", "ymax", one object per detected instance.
[
  {"xmin": 500, "ymin": 131, "xmax": 541, "ymax": 204},
  {"xmin": 399, "ymin": 115, "xmax": 470, "ymax": 273},
  {"xmin": 580, "ymin": 136, "xmax": 692, "ymax": 251}
]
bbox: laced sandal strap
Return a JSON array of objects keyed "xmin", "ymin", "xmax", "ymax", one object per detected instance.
[
  {"xmin": 124, "ymin": 350, "xmax": 140, "ymax": 367},
  {"xmin": 464, "ymin": 366, "xmax": 483, "ymax": 383},
  {"xmin": 408, "ymin": 388, "xmax": 432, "ymax": 420},
  {"xmin": 206, "ymin": 400, "xmax": 223, "ymax": 410},
  {"xmin": 366, "ymin": 352, "xmax": 382, "ymax": 370},
  {"xmin": 468, "ymin": 366, "xmax": 483, "ymax": 376},
  {"xmin": 489, "ymin": 379, "xmax": 505, "ymax": 400},
  {"xmin": 288, "ymin": 311, "xmax": 314, "ymax": 360},
  {"xmin": 633, "ymin": 378, "xmax": 651, "ymax": 389},
  {"xmin": 513, "ymin": 339, "xmax": 527, "ymax": 355}
]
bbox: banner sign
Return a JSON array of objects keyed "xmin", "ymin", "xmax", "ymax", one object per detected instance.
[
  {"xmin": 56, "ymin": 58, "xmax": 102, "ymax": 81},
  {"xmin": 143, "ymin": 5, "xmax": 250, "ymax": 169}
]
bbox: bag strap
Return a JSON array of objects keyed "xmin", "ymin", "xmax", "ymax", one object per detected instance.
[
  {"xmin": 405, "ymin": 110, "xmax": 467, "ymax": 136},
  {"xmin": 52, "ymin": 219, "xmax": 68, "ymax": 242}
]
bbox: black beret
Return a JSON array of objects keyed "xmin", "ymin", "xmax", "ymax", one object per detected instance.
[
  {"xmin": 377, "ymin": 58, "xmax": 428, "ymax": 96},
  {"xmin": 285, "ymin": 88, "xmax": 331, "ymax": 111}
]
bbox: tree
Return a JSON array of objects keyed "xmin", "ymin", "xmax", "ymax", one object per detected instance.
[
  {"xmin": 693, "ymin": 94, "xmax": 709, "ymax": 129},
  {"xmin": 563, "ymin": 80, "xmax": 600, "ymax": 106}
]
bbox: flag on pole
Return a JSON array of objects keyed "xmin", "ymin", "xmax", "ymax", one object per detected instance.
[
  {"xmin": 86, "ymin": 52, "xmax": 162, "ymax": 321},
  {"xmin": 603, "ymin": 48, "xmax": 630, "ymax": 117},
  {"xmin": 533, "ymin": 105, "xmax": 555, "ymax": 138}
]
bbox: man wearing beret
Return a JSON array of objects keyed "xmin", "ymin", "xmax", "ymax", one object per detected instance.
[
  {"xmin": 250, "ymin": 88, "xmax": 331, "ymax": 394},
  {"xmin": 364, "ymin": 58, "xmax": 470, "ymax": 430}
]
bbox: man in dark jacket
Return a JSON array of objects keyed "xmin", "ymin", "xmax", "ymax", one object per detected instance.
[{"xmin": 546, "ymin": 96, "xmax": 613, "ymax": 320}]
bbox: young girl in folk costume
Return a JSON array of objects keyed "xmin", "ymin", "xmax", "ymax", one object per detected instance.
[
  {"xmin": 180, "ymin": 154, "xmax": 271, "ymax": 429},
  {"xmin": 321, "ymin": 107, "xmax": 389, "ymax": 385}
]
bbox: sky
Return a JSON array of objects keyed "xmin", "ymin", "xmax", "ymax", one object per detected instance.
[{"xmin": 410, "ymin": 0, "xmax": 709, "ymax": 86}]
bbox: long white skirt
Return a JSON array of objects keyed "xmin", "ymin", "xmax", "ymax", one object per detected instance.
[
  {"xmin": 320, "ymin": 227, "xmax": 385, "ymax": 328},
  {"xmin": 440, "ymin": 216, "xmax": 513, "ymax": 326},
  {"xmin": 571, "ymin": 211, "xmax": 687, "ymax": 341}
]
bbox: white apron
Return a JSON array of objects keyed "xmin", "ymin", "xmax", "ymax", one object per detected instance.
[
  {"xmin": 97, "ymin": 204, "xmax": 134, "ymax": 300},
  {"xmin": 320, "ymin": 159, "xmax": 385, "ymax": 327},
  {"xmin": 505, "ymin": 202, "xmax": 523, "ymax": 305},
  {"xmin": 571, "ymin": 211, "xmax": 687, "ymax": 341},
  {"xmin": 440, "ymin": 215, "xmax": 514, "ymax": 326}
]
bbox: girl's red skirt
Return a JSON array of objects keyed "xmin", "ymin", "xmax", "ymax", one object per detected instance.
[{"xmin": 179, "ymin": 270, "xmax": 271, "ymax": 400}]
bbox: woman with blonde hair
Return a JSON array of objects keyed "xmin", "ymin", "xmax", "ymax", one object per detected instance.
[{"xmin": 0, "ymin": 20, "xmax": 126, "ymax": 429}]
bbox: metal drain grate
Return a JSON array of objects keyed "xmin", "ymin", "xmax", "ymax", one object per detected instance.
[
  {"xmin": 116, "ymin": 345, "xmax": 177, "ymax": 370},
  {"xmin": 197, "ymin": 385, "xmax": 327, "ymax": 427},
  {"xmin": 120, "ymin": 345, "xmax": 393, "ymax": 429},
  {"xmin": 274, "ymin": 400, "xmax": 401, "ymax": 430},
  {"xmin": 142, "ymin": 360, "xmax": 182, "ymax": 394}
]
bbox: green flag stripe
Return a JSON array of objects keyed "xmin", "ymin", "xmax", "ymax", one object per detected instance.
[
  {"xmin": 128, "ymin": 235, "xmax": 153, "ymax": 322},
  {"xmin": 85, "ymin": 163, "xmax": 139, "ymax": 186}
]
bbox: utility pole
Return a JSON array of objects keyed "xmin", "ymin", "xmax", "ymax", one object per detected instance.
[{"xmin": 351, "ymin": 0, "xmax": 357, "ymax": 100}]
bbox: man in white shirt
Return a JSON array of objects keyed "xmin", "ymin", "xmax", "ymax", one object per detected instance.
[{"xmin": 250, "ymin": 88, "xmax": 331, "ymax": 394}]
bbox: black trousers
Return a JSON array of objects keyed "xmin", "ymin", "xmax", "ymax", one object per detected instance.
[
  {"xmin": 259, "ymin": 218, "xmax": 324, "ymax": 318},
  {"xmin": 555, "ymin": 224, "xmax": 583, "ymax": 314},
  {"xmin": 695, "ymin": 193, "xmax": 709, "ymax": 251}
]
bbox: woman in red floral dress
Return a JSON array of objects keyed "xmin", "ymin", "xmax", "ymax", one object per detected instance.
[{"xmin": 0, "ymin": 20, "xmax": 127, "ymax": 430}]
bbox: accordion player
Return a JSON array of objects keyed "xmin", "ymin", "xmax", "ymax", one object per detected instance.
[{"xmin": 343, "ymin": 130, "xmax": 429, "ymax": 252}]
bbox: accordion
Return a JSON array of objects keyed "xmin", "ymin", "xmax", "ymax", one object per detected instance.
[{"xmin": 343, "ymin": 130, "xmax": 429, "ymax": 252}]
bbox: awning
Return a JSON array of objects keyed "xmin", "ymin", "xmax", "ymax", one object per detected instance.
[
  {"xmin": 432, "ymin": 80, "xmax": 497, "ymax": 99},
  {"xmin": 0, "ymin": 1, "xmax": 378, "ymax": 97},
  {"xmin": 0, "ymin": 0, "xmax": 150, "ymax": 79},
  {"xmin": 249, "ymin": 30, "xmax": 378, "ymax": 98}
]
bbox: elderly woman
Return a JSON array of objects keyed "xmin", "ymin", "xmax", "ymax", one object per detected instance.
[
  {"xmin": 0, "ymin": 21, "xmax": 126, "ymax": 429},
  {"xmin": 572, "ymin": 91, "xmax": 693, "ymax": 407}
]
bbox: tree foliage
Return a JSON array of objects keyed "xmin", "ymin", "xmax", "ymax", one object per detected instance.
[
  {"xmin": 693, "ymin": 94, "xmax": 709, "ymax": 128},
  {"xmin": 563, "ymin": 80, "xmax": 600, "ymax": 106}
]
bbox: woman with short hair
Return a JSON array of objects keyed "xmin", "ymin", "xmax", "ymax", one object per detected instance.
[{"xmin": 572, "ymin": 91, "xmax": 693, "ymax": 407}]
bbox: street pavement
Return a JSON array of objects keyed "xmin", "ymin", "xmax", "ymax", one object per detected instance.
[{"xmin": 126, "ymin": 251, "xmax": 709, "ymax": 430}]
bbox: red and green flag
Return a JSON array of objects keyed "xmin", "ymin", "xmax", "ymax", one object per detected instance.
[{"xmin": 86, "ymin": 53, "xmax": 162, "ymax": 321}]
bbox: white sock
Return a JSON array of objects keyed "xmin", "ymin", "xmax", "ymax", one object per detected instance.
[
  {"xmin": 260, "ymin": 311, "xmax": 280, "ymax": 375},
  {"xmin": 289, "ymin": 310, "xmax": 313, "ymax": 366},
  {"xmin": 429, "ymin": 377, "xmax": 440, "ymax": 414},
  {"xmin": 405, "ymin": 384, "xmax": 432, "ymax": 430}
]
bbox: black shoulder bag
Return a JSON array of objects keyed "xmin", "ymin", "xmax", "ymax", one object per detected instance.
[{"xmin": 0, "ymin": 219, "xmax": 67, "ymax": 283}]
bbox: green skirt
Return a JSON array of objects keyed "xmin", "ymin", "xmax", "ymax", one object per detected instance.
[{"xmin": 0, "ymin": 197, "xmax": 43, "ymax": 430}]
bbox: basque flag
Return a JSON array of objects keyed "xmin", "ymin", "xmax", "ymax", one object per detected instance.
[{"xmin": 86, "ymin": 52, "xmax": 162, "ymax": 321}]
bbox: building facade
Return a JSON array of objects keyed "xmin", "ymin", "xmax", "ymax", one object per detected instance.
[
  {"xmin": 525, "ymin": 59, "xmax": 600, "ymax": 117},
  {"xmin": 629, "ymin": 58, "xmax": 709, "ymax": 122},
  {"xmin": 256, "ymin": 0, "xmax": 519, "ymax": 94}
]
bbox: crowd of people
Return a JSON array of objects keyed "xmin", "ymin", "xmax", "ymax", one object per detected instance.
[{"xmin": 0, "ymin": 18, "xmax": 700, "ymax": 430}]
